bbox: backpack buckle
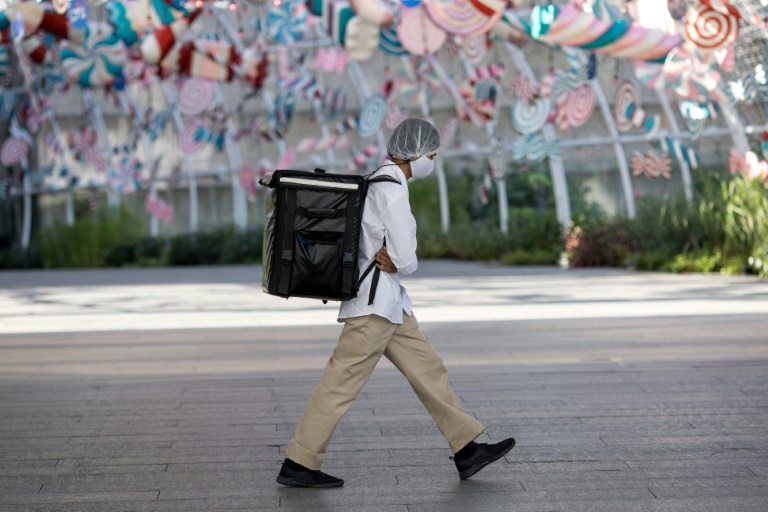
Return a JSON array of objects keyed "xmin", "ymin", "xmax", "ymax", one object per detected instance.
[
  {"xmin": 342, "ymin": 252, "xmax": 354, "ymax": 267},
  {"xmin": 281, "ymin": 250, "xmax": 293, "ymax": 264}
]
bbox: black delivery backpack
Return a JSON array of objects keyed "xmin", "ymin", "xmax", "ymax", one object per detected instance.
[{"xmin": 260, "ymin": 168, "xmax": 400, "ymax": 302}]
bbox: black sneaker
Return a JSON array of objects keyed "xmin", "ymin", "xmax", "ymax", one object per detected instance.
[
  {"xmin": 276, "ymin": 458, "xmax": 344, "ymax": 488},
  {"xmin": 451, "ymin": 438, "xmax": 516, "ymax": 480}
]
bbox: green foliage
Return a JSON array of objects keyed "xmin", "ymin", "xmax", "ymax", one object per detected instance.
[
  {"xmin": 0, "ymin": 247, "xmax": 42, "ymax": 270},
  {"xmin": 500, "ymin": 249, "xmax": 560, "ymax": 266},
  {"xmin": 567, "ymin": 171, "xmax": 768, "ymax": 277},
  {"xmin": 36, "ymin": 206, "xmax": 144, "ymax": 268}
]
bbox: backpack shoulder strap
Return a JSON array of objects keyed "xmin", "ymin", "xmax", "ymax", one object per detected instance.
[{"xmin": 367, "ymin": 176, "xmax": 401, "ymax": 185}]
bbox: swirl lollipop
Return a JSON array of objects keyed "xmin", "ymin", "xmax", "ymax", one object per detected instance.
[
  {"xmin": 461, "ymin": 34, "xmax": 486, "ymax": 64},
  {"xmin": 512, "ymin": 97, "xmax": 551, "ymax": 134},
  {"xmin": 178, "ymin": 79, "xmax": 215, "ymax": 116},
  {"xmin": 563, "ymin": 85, "xmax": 595, "ymax": 128},
  {"xmin": 425, "ymin": 0, "xmax": 504, "ymax": 36},
  {"xmin": 379, "ymin": 25, "xmax": 409, "ymax": 56},
  {"xmin": 614, "ymin": 80, "xmax": 638, "ymax": 132},
  {"xmin": 267, "ymin": 0, "xmax": 308, "ymax": 44},
  {"xmin": 684, "ymin": 4, "xmax": 739, "ymax": 51},
  {"xmin": 358, "ymin": 94, "xmax": 387, "ymax": 138},
  {"xmin": 1, "ymin": 136, "xmax": 29, "ymax": 165},
  {"xmin": 397, "ymin": 6, "xmax": 447, "ymax": 56},
  {"xmin": 60, "ymin": 23, "xmax": 126, "ymax": 87}
]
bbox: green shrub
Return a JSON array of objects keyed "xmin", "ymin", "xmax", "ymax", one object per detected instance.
[
  {"xmin": 667, "ymin": 251, "xmax": 723, "ymax": 273},
  {"xmin": 0, "ymin": 247, "xmax": 43, "ymax": 269},
  {"xmin": 36, "ymin": 206, "xmax": 144, "ymax": 268},
  {"xmin": 500, "ymin": 249, "xmax": 559, "ymax": 265}
]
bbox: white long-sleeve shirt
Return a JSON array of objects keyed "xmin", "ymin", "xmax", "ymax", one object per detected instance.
[{"xmin": 338, "ymin": 161, "xmax": 417, "ymax": 324}]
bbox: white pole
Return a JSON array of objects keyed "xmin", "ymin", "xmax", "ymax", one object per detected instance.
[
  {"xmin": 214, "ymin": 84, "xmax": 248, "ymax": 229},
  {"xmin": 20, "ymin": 156, "xmax": 31, "ymax": 249},
  {"xmin": 81, "ymin": 90, "xmax": 119, "ymax": 208},
  {"xmin": 656, "ymin": 90, "xmax": 693, "ymax": 201},
  {"xmin": 161, "ymin": 81, "xmax": 198, "ymax": 232},
  {"xmin": 48, "ymin": 116, "xmax": 75, "ymax": 225},
  {"xmin": 506, "ymin": 44, "xmax": 572, "ymax": 231}
]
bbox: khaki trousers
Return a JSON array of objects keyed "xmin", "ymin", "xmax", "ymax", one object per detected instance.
[{"xmin": 285, "ymin": 312, "xmax": 486, "ymax": 470}]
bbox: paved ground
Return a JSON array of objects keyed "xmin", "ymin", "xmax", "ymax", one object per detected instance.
[{"xmin": 0, "ymin": 262, "xmax": 767, "ymax": 511}]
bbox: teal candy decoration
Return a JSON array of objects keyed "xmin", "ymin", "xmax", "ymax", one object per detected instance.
[
  {"xmin": 581, "ymin": 19, "xmax": 629, "ymax": 49},
  {"xmin": 106, "ymin": 2, "xmax": 140, "ymax": 46},
  {"xmin": 268, "ymin": 0, "xmax": 308, "ymax": 44},
  {"xmin": 306, "ymin": 0, "xmax": 323, "ymax": 16},
  {"xmin": 151, "ymin": 0, "xmax": 187, "ymax": 25},
  {"xmin": 531, "ymin": 5, "xmax": 557, "ymax": 40},
  {"xmin": 379, "ymin": 26, "xmax": 408, "ymax": 56}
]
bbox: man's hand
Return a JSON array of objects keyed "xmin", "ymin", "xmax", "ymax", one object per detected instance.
[{"xmin": 375, "ymin": 246, "xmax": 398, "ymax": 273}]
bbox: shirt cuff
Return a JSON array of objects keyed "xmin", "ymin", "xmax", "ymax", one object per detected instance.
[{"xmin": 397, "ymin": 257, "xmax": 418, "ymax": 276}]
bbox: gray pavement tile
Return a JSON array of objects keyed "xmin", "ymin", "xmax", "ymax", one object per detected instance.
[
  {"xmin": 0, "ymin": 464, "xmax": 169, "ymax": 477},
  {"xmin": 0, "ymin": 491, "xmax": 161, "ymax": 505},
  {"xmin": 518, "ymin": 475, "xmax": 768, "ymax": 492},
  {"xmin": 279, "ymin": 488, "xmax": 653, "ymax": 508},
  {"xmin": 407, "ymin": 497, "xmax": 768, "ymax": 512},
  {"xmin": 650, "ymin": 482, "xmax": 768, "ymax": 499},
  {"xmin": 746, "ymin": 465, "xmax": 768, "ymax": 475}
]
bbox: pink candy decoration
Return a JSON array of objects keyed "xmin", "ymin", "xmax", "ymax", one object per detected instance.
[
  {"xmin": 397, "ymin": 6, "xmax": 447, "ymax": 56},
  {"xmin": 510, "ymin": 75, "xmax": 538, "ymax": 101},
  {"xmin": 313, "ymin": 47, "xmax": 347, "ymax": 74},
  {"xmin": 631, "ymin": 151, "xmax": 672, "ymax": 179},
  {"xmin": 145, "ymin": 196, "xmax": 174, "ymax": 224},
  {"xmin": 275, "ymin": 147, "xmax": 296, "ymax": 169},
  {"xmin": 178, "ymin": 79, "xmax": 215, "ymax": 116},
  {"xmin": 1, "ymin": 137, "xmax": 29, "ymax": 166},
  {"xmin": 178, "ymin": 118, "xmax": 207, "ymax": 154}
]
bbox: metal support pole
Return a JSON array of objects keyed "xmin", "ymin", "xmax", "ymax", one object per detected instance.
[
  {"xmin": 214, "ymin": 84, "xmax": 248, "ymax": 229},
  {"xmin": 21, "ymin": 157, "xmax": 31, "ymax": 249},
  {"xmin": 656, "ymin": 90, "xmax": 693, "ymax": 201},
  {"xmin": 506, "ymin": 44, "xmax": 572, "ymax": 231},
  {"xmin": 161, "ymin": 81, "xmax": 199, "ymax": 232}
]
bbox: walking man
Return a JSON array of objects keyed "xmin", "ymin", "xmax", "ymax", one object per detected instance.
[{"xmin": 277, "ymin": 118, "xmax": 515, "ymax": 488}]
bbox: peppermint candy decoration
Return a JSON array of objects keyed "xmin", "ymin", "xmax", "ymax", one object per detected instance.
[
  {"xmin": 512, "ymin": 97, "xmax": 551, "ymax": 135},
  {"xmin": 358, "ymin": 94, "xmax": 387, "ymax": 138},
  {"xmin": 510, "ymin": 75, "xmax": 538, "ymax": 101},
  {"xmin": 178, "ymin": 118, "xmax": 207, "ymax": 154},
  {"xmin": 178, "ymin": 79, "xmax": 215, "ymax": 116},
  {"xmin": 685, "ymin": 4, "xmax": 739, "ymax": 52},
  {"xmin": 108, "ymin": 156, "xmax": 142, "ymax": 194},
  {"xmin": 267, "ymin": 0, "xmax": 308, "ymax": 44},
  {"xmin": 60, "ymin": 23, "xmax": 127, "ymax": 87},
  {"xmin": 1, "ymin": 137, "xmax": 29, "ymax": 166},
  {"xmin": 614, "ymin": 80, "xmax": 639, "ymax": 132}
]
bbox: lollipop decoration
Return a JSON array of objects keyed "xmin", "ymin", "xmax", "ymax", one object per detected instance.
[
  {"xmin": 178, "ymin": 78, "xmax": 215, "ymax": 116},
  {"xmin": 1, "ymin": 136, "xmax": 29, "ymax": 166},
  {"xmin": 727, "ymin": 74, "xmax": 757, "ymax": 105},
  {"xmin": 425, "ymin": 0, "xmax": 504, "ymax": 36},
  {"xmin": 397, "ymin": 6, "xmax": 447, "ymax": 56},
  {"xmin": 313, "ymin": 47, "xmax": 347, "ymax": 74},
  {"xmin": 358, "ymin": 94, "xmax": 387, "ymax": 138},
  {"xmin": 385, "ymin": 106, "xmax": 409, "ymax": 130},
  {"xmin": 512, "ymin": 97, "xmax": 551, "ymax": 134},
  {"xmin": 461, "ymin": 34, "xmax": 486, "ymax": 64},
  {"xmin": 379, "ymin": 25, "xmax": 408, "ymax": 56},
  {"xmin": 178, "ymin": 118, "xmax": 208, "ymax": 154},
  {"xmin": 557, "ymin": 84, "xmax": 595, "ymax": 131},
  {"xmin": 613, "ymin": 80, "xmax": 638, "ymax": 132},
  {"xmin": 684, "ymin": 4, "xmax": 739, "ymax": 52},
  {"xmin": 512, "ymin": 134, "xmax": 559, "ymax": 163}
]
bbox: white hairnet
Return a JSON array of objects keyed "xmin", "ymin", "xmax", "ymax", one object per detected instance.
[{"xmin": 387, "ymin": 118, "xmax": 441, "ymax": 161}]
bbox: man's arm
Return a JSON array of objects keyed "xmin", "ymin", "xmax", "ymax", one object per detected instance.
[{"xmin": 380, "ymin": 195, "xmax": 418, "ymax": 275}]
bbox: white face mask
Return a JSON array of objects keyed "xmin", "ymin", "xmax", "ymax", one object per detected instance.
[{"xmin": 409, "ymin": 156, "xmax": 435, "ymax": 180}]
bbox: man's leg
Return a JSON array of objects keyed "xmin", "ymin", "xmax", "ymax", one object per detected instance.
[
  {"xmin": 285, "ymin": 314, "xmax": 397, "ymax": 470},
  {"xmin": 383, "ymin": 312, "xmax": 485, "ymax": 453}
]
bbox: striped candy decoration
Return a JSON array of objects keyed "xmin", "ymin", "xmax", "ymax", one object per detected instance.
[
  {"xmin": 296, "ymin": 135, "xmax": 350, "ymax": 152},
  {"xmin": 727, "ymin": 73, "xmax": 758, "ymax": 104},
  {"xmin": 755, "ymin": 65, "xmax": 768, "ymax": 100},
  {"xmin": 662, "ymin": 136, "xmax": 698, "ymax": 170},
  {"xmin": 512, "ymin": 134, "xmax": 559, "ymax": 163},
  {"xmin": 379, "ymin": 25, "xmax": 409, "ymax": 56}
]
